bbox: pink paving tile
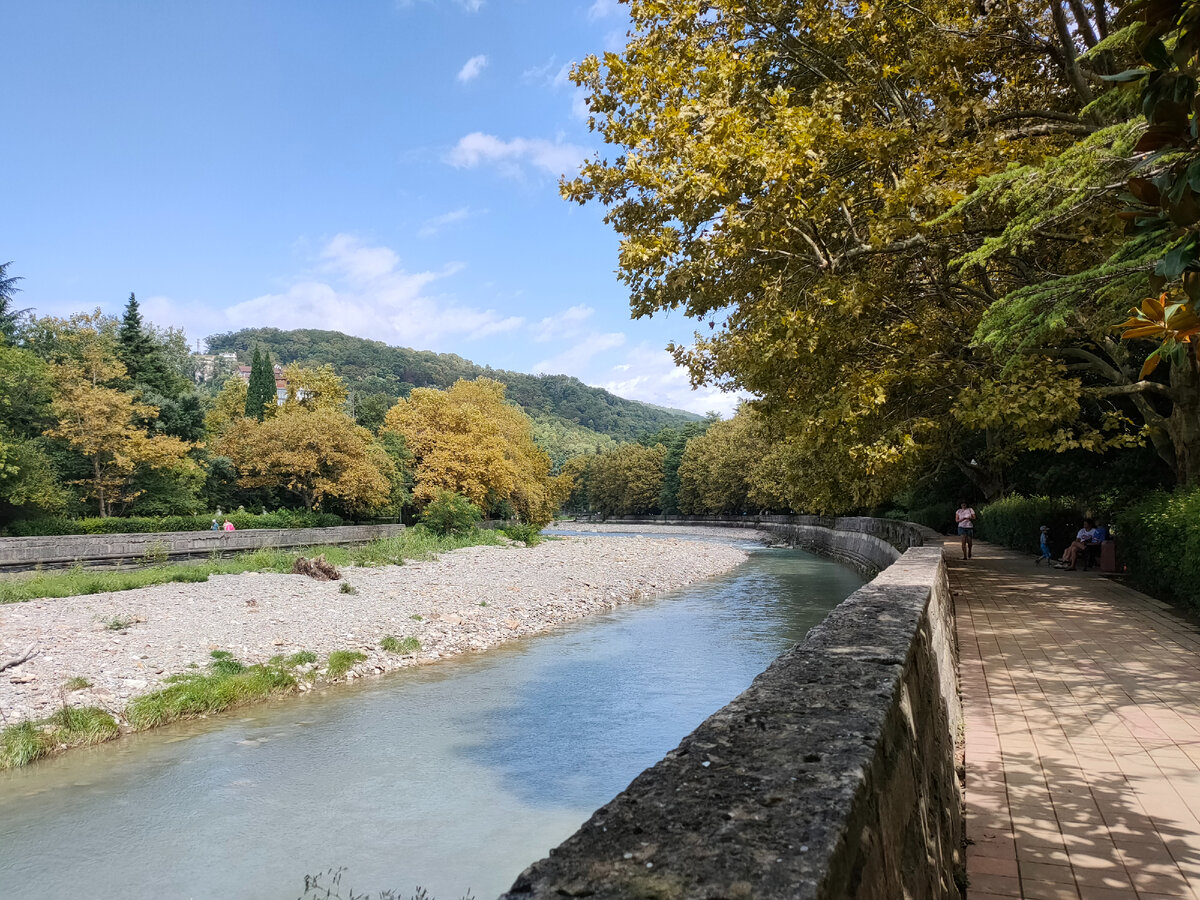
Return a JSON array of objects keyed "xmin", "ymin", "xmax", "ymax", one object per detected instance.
[{"xmin": 953, "ymin": 539, "xmax": 1200, "ymax": 900}]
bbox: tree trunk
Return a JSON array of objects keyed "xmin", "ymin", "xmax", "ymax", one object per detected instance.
[
  {"xmin": 94, "ymin": 457, "xmax": 107, "ymax": 518},
  {"xmin": 1169, "ymin": 346, "xmax": 1200, "ymax": 487}
]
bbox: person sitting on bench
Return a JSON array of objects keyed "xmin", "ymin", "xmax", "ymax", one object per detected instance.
[{"xmin": 1057, "ymin": 519, "xmax": 1102, "ymax": 571}]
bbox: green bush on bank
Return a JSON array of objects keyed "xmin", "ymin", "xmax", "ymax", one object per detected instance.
[
  {"xmin": 1114, "ymin": 488, "xmax": 1200, "ymax": 611},
  {"xmin": 420, "ymin": 491, "xmax": 482, "ymax": 536},
  {"xmin": 2, "ymin": 510, "xmax": 343, "ymax": 537},
  {"xmin": 975, "ymin": 495, "xmax": 1082, "ymax": 555}
]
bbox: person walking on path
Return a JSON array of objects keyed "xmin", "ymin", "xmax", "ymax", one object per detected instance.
[
  {"xmin": 1036, "ymin": 524, "xmax": 1052, "ymax": 565},
  {"xmin": 955, "ymin": 500, "xmax": 976, "ymax": 559},
  {"xmin": 222, "ymin": 519, "xmax": 236, "ymax": 532}
]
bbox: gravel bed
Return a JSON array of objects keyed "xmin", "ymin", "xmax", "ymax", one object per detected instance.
[
  {"xmin": 557, "ymin": 523, "xmax": 775, "ymax": 541},
  {"xmin": 0, "ymin": 536, "xmax": 748, "ymax": 723}
]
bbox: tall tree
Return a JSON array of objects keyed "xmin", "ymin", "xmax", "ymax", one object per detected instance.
[
  {"xmin": 219, "ymin": 406, "xmax": 395, "ymax": 513},
  {"xmin": 116, "ymin": 293, "xmax": 174, "ymax": 395},
  {"xmin": 0, "ymin": 262, "xmax": 28, "ymax": 342},
  {"xmin": 46, "ymin": 359, "xmax": 198, "ymax": 517},
  {"xmin": 382, "ymin": 378, "xmax": 569, "ymax": 526},
  {"xmin": 244, "ymin": 345, "xmax": 277, "ymax": 421},
  {"xmin": 563, "ymin": 0, "xmax": 1119, "ymax": 511}
]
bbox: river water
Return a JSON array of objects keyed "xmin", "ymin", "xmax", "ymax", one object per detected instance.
[{"xmin": 0, "ymin": 533, "xmax": 862, "ymax": 899}]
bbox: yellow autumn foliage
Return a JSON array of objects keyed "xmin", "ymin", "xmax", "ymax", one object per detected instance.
[{"xmin": 382, "ymin": 378, "xmax": 568, "ymax": 526}]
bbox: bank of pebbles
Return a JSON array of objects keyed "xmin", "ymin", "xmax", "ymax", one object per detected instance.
[{"xmin": 0, "ymin": 536, "xmax": 749, "ymax": 723}]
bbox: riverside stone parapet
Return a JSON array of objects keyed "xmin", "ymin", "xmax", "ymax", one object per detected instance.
[
  {"xmin": 0, "ymin": 524, "xmax": 407, "ymax": 570},
  {"xmin": 503, "ymin": 516, "xmax": 962, "ymax": 900}
]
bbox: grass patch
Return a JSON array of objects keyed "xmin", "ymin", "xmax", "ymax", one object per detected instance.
[
  {"xmin": 63, "ymin": 676, "xmax": 92, "ymax": 691},
  {"xmin": 325, "ymin": 650, "xmax": 367, "ymax": 680},
  {"xmin": 339, "ymin": 582, "xmax": 358, "ymax": 595},
  {"xmin": 125, "ymin": 653, "xmax": 298, "ymax": 730},
  {"xmin": 0, "ymin": 705, "xmax": 119, "ymax": 770},
  {"xmin": 380, "ymin": 635, "xmax": 420, "ymax": 655},
  {"xmin": 101, "ymin": 614, "xmax": 138, "ymax": 631},
  {"xmin": 0, "ymin": 526, "xmax": 505, "ymax": 605},
  {"xmin": 410, "ymin": 614, "xmax": 423, "ymax": 621}
]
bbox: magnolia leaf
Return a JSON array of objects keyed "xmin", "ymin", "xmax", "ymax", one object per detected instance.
[
  {"xmin": 1141, "ymin": 350, "xmax": 1163, "ymax": 378},
  {"xmin": 1103, "ymin": 67, "xmax": 1152, "ymax": 82}
]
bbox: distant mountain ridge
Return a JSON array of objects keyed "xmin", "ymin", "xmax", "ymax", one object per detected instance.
[{"xmin": 205, "ymin": 327, "xmax": 702, "ymax": 441}]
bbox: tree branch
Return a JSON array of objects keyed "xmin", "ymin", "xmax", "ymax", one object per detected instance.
[
  {"xmin": 988, "ymin": 109, "xmax": 1083, "ymax": 126},
  {"xmin": 1090, "ymin": 380, "xmax": 1176, "ymax": 400},
  {"xmin": 999, "ymin": 122, "xmax": 1097, "ymax": 140},
  {"xmin": 1051, "ymin": 0, "xmax": 1095, "ymax": 105},
  {"xmin": 0, "ymin": 645, "xmax": 39, "ymax": 674},
  {"xmin": 829, "ymin": 234, "xmax": 928, "ymax": 272}
]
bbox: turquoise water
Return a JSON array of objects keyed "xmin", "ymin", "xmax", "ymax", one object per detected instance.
[{"xmin": 0, "ymin": 536, "xmax": 862, "ymax": 899}]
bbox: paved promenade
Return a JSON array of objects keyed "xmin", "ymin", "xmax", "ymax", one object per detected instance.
[{"xmin": 950, "ymin": 540, "xmax": 1200, "ymax": 899}]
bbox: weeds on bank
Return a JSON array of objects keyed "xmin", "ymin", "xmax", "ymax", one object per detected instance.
[
  {"xmin": 0, "ymin": 704, "xmax": 120, "ymax": 770},
  {"xmin": 324, "ymin": 650, "xmax": 367, "ymax": 680},
  {"xmin": 0, "ymin": 526, "xmax": 505, "ymax": 604},
  {"xmin": 379, "ymin": 635, "xmax": 420, "ymax": 655},
  {"xmin": 63, "ymin": 676, "xmax": 92, "ymax": 691},
  {"xmin": 301, "ymin": 867, "xmax": 476, "ymax": 900},
  {"xmin": 124, "ymin": 650, "xmax": 299, "ymax": 730},
  {"xmin": 100, "ymin": 614, "xmax": 139, "ymax": 631}
]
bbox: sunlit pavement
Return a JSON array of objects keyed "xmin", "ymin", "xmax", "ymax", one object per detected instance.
[{"xmin": 949, "ymin": 539, "xmax": 1200, "ymax": 899}]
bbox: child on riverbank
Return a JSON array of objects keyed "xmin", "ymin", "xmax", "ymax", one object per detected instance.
[{"xmin": 1036, "ymin": 525, "xmax": 1052, "ymax": 565}]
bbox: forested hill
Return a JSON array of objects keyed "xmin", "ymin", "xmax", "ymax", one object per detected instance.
[{"xmin": 205, "ymin": 328, "xmax": 702, "ymax": 440}]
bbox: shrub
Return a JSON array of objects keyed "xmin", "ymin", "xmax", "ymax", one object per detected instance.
[
  {"xmin": 419, "ymin": 491, "xmax": 482, "ymax": 536},
  {"xmin": 902, "ymin": 501, "xmax": 958, "ymax": 534},
  {"xmin": 502, "ymin": 522, "xmax": 544, "ymax": 546},
  {"xmin": 1115, "ymin": 488, "xmax": 1200, "ymax": 611},
  {"xmin": 976, "ymin": 495, "xmax": 1082, "ymax": 555}
]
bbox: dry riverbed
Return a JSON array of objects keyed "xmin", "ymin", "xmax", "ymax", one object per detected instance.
[{"xmin": 0, "ymin": 536, "xmax": 748, "ymax": 723}]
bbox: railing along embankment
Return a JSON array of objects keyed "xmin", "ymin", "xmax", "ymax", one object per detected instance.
[
  {"xmin": 0, "ymin": 524, "xmax": 407, "ymax": 571},
  {"xmin": 503, "ymin": 515, "xmax": 962, "ymax": 899}
]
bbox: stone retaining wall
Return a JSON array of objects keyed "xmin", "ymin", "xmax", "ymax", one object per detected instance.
[
  {"xmin": 503, "ymin": 517, "xmax": 962, "ymax": 900},
  {"xmin": 583, "ymin": 514, "xmax": 933, "ymax": 576},
  {"xmin": 0, "ymin": 524, "xmax": 407, "ymax": 570}
]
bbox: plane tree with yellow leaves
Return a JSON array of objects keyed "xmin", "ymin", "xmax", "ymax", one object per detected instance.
[{"xmin": 382, "ymin": 378, "xmax": 569, "ymax": 527}]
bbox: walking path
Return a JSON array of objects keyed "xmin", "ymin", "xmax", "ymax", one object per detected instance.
[{"xmin": 951, "ymin": 539, "xmax": 1200, "ymax": 899}]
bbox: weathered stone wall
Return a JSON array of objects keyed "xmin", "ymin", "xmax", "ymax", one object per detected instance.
[
  {"xmin": 503, "ymin": 519, "xmax": 962, "ymax": 900},
  {"xmin": 0, "ymin": 524, "xmax": 407, "ymax": 570},
  {"xmin": 586, "ymin": 514, "xmax": 935, "ymax": 577}
]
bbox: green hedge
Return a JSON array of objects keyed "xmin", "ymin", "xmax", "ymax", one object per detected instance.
[
  {"xmin": 2, "ymin": 510, "xmax": 343, "ymax": 537},
  {"xmin": 975, "ymin": 495, "xmax": 1082, "ymax": 556},
  {"xmin": 1114, "ymin": 488, "xmax": 1200, "ymax": 611}
]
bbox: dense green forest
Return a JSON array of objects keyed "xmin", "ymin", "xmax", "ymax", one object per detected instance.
[{"xmin": 206, "ymin": 328, "xmax": 700, "ymax": 442}]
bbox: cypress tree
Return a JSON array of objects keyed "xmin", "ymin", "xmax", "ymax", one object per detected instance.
[{"xmin": 245, "ymin": 345, "xmax": 276, "ymax": 421}]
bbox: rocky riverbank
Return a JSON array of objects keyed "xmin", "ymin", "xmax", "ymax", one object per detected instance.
[{"xmin": 0, "ymin": 536, "xmax": 749, "ymax": 723}]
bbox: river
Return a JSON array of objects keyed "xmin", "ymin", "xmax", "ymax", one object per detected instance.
[{"xmin": 0, "ymin": 532, "xmax": 862, "ymax": 899}]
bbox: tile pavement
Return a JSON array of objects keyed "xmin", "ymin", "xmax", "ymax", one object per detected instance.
[{"xmin": 950, "ymin": 539, "xmax": 1200, "ymax": 899}]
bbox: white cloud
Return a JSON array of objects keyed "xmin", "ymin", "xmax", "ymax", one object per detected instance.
[
  {"xmin": 456, "ymin": 54, "xmax": 488, "ymax": 83},
  {"xmin": 396, "ymin": 0, "xmax": 483, "ymax": 11},
  {"xmin": 599, "ymin": 344, "xmax": 744, "ymax": 416},
  {"xmin": 522, "ymin": 56, "xmax": 558, "ymax": 83},
  {"xmin": 418, "ymin": 206, "xmax": 475, "ymax": 237},
  {"xmin": 534, "ymin": 332, "xmax": 626, "ymax": 375},
  {"xmin": 147, "ymin": 234, "xmax": 523, "ymax": 351},
  {"xmin": 530, "ymin": 304, "xmax": 594, "ymax": 342},
  {"xmin": 447, "ymin": 132, "xmax": 588, "ymax": 178},
  {"xmin": 588, "ymin": 0, "xmax": 621, "ymax": 20}
]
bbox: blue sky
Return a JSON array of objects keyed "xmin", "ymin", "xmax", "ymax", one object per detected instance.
[{"xmin": 3, "ymin": 0, "xmax": 738, "ymax": 415}]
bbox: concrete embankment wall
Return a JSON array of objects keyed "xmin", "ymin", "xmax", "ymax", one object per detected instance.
[
  {"xmin": 0, "ymin": 524, "xmax": 407, "ymax": 571},
  {"xmin": 503, "ymin": 516, "xmax": 963, "ymax": 900}
]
